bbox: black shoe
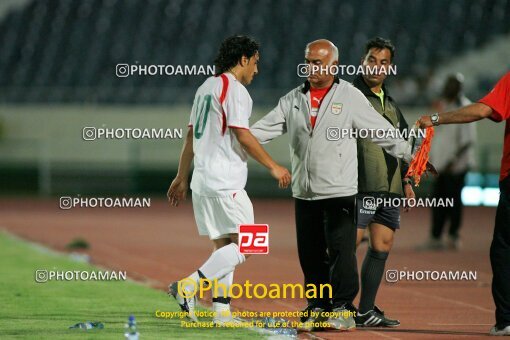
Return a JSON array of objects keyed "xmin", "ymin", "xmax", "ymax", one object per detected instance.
[
  {"xmin": 344, "ymin": 302, "xmax": 359, "ymax": 314},
  {"xmin": 300, "ymin": 303, "xmax": 332, "ymax": 321},
  {"xmin": 373, "ymin": 305, "xmax": 385, "ymax": 316},
  {"xmin": 355, "ymin": 308, "xmax": 400, "ymax": 327},
  {"xmin": 299, "ymin": 305, "xmax": 329, "ymax": 331}
]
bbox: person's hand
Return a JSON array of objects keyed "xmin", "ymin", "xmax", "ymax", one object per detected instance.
[
  {"xmin": 418, "ymin": 115, "xmax": 433, "ymax": 128},
  {"xmin": 270, "ymin": 165, "xmax": 291, "ymax": 189},
  {"xmin": 167, "ymin": 176, "xmax": 188, "ymax": 207},
  {"xmin": 403, "ymin": 183, "xmax": 415, "ymax": 212}
]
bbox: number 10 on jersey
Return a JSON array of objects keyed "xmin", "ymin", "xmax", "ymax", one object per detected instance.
[{"xmin": 193, "ymin": 94, "xmax": 212, "ymax": 139}]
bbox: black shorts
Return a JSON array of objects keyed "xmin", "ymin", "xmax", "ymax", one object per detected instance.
[{"xmin": 356, "ymin": 194, "xmax": 400, "ymax": 230}]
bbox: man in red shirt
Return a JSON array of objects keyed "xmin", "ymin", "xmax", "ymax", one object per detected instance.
[{"xmin": 419, "ymin": 72, "xmax": 510, "ymax": 336}]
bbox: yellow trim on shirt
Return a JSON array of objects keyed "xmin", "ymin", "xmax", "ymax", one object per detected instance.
[{"xmin": 374, "ymin": 88, "xmax": 385, "ymax": 110}]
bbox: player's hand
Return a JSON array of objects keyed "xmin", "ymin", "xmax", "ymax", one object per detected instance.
[
  {"xmin": 418, "ymin": 115, "xmax": 433, "ymax": 128},
  {"xmin": 403, "ymin": 183, "xmax": 415, "ymax": 212},
  {"xmin": 270, "ymin": 165, "xmax": 291, "ymax": 189},
  {"xmin": 167, "ymin": 176, "xmax": 188, "ymax": 207}
]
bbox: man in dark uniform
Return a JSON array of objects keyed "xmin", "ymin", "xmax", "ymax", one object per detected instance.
[{"xmin": 354, "ymin": 37, "xmax": 415, "ymax": 327}]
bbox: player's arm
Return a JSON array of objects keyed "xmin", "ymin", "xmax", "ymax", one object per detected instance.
[
  {"xmin": 232, "ymin": 128, "xmax": 291, "ymax": 189},
  {"xmin": 351, "ymin": 91, "xmax": 412, "ymax": 162},
  {"xmin": 396, "ymin": 107, "xmax": 411, "ymax": 177},
  {"xmin": 395, "ymin": 107, "xmax": 415, "ymax": 210},
  {"xmin": 250, "ymin": 95, "xmax": 289, "ymax": 144},
  {"xmin": 419, "ymin": 103, "xmax": 493, "ymax": 127},
  {"xmin": 167, "ymin": 127, "xmax": 194, "ymax": 206}
]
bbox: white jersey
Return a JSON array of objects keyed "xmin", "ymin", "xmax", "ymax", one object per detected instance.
[{"xmin": 189, "ymin": 72, "xmax": 253, "ymax": 197}]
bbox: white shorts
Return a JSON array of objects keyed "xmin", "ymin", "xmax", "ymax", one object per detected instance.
[{"xmin": 192, "ymin": 190, "xmax": 254, "ymax": 240}]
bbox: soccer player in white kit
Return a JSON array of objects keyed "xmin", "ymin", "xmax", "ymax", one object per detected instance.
[{"xmin": 167, "ymin": 36, "xmax": 291, "ymax": 326}]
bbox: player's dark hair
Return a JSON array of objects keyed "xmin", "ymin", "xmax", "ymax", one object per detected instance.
[
  {"xmin": 214, "ymin": 35, "xmax": 259, "ymax": 76},
  {"xmin": 364, "ymin": 37, "xmax": 395, "ymax": 62}
]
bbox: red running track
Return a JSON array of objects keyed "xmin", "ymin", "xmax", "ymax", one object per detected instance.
[{"xmin": 0, "ymin": 198, "xmax": 497, "ymax": 339}]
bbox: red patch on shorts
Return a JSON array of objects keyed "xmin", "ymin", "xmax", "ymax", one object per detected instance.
[{"xmin": 233, "ymin": 193, "xmax": 237, "ymax": 198}]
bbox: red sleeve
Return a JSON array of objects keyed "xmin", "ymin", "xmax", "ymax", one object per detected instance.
[{"xmin": 479, "ymin": 72, "xmax": 510, "ymax": 122}]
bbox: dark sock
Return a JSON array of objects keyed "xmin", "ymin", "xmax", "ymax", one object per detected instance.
[
  {"xmin": 212, "ymin": 297, "xmax": 231, "ymax": 304},
  {"xmin": 359, "ymin": 247, "xmax": 389, "ymax": 314},
  {"xmin": 197, "ymin": 270, "xmax": 210, "ymax": 287}
]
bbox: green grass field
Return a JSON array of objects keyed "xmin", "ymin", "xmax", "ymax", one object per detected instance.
[{"xmin": 0, "ymin": 232, "xmax": 261, "ymax": 339}]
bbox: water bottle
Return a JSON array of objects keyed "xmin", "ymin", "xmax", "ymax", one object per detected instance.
[
  {"xmin": 69, "ymin": 321, "xmax": 104, "ymax": 330},
  {"xmin": 258, "ymin": 317, "xmax": 297, "ymax": 338},
  {"xmin": 124, "ymin": 315, "xmax": 139, "ymax": 340},
  {"xmin": 272, "ymin": 327, "xmax": 298, "ymax": 337}
]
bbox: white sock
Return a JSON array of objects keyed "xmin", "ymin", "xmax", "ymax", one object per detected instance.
[
  {"xmin": 214, "ymin": 271, "xmax": 233, "ymax": 301},
  {"xmin": 213, "ymin": 301, "xmax": 231, "ymax": 318},
  {"xmin": 199, "ymin": 243, "xmax": 245, "ymax": 280},
  {"xmin": 213, "ymin": 272, "xmax": 233, "ymax": 321},
  {"xmin": 182, "ymin": 271, "xmax": 200, "ymax": 290}
]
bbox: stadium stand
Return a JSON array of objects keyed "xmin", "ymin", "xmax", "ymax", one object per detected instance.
[{"xmin": 0, "ymin": 0, "xmax": 508, "ymax": 105}]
